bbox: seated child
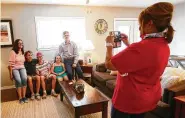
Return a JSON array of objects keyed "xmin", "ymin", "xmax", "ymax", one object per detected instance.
[
  {"xmin": 36, "ymin": 52, "xmax": 58, "ymax": 98},
  {"xmin": 51, "ymin": 55, "xmax": 68, "ymax": 81},
  {"xmin": 24, "ymin": 51, "xmax": 41, "ymax": 100}
]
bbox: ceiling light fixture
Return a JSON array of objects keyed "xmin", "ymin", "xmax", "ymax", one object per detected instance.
[{"xmin": 85, "ymin": 0, "xmax": 92, "ymax": 14}]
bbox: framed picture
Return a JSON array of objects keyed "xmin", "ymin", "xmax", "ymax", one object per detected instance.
[
  {"xmin": 1, "ymin": 20, "xmax": 14, "ymax": 47},
  {"xmin": 87, "ymin": 56, "xmax": 92, "ymax": 64}
]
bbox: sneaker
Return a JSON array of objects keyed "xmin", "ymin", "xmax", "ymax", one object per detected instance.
[
  {"xmin": 22, "ymin": 97, "xmax": 28, "ymax": 103},
  {"xmin": 42, "ymin": 92, "xmax": 47, "ymax": 99},
  {"xmin": 51, "ymin": 91, "xmax": 58, "ymax": 97},
  {"xmin": 31, "ymin": 94, "xmax": 35, "ymax": 100},
  {"xmin": 19, "ymin": 99, "xmax": 24, "ymax": 104},
  {"xmin": 35, "ymin": 93, "xmax": 41, "ymax": 100}
]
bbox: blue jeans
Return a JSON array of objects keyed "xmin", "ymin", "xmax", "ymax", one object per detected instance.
[
  {"xmin": 111, "ymin": 106, "xmax": 145, "ymax": 118},
  {"xmin": 12, "ymin": 68, "xmax": 27, "ymax": 88},
  {"xmin": 64, "ymin": 59, "xmax": 83, "ymax": 80}
]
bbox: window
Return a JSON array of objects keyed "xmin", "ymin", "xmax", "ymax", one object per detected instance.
[
  {"xmin": 35, "ymin": 17, "xmax": 86, "ymax": 50},
  {"xmin": 114, "ymin": 18, "xmax": 140, "ymax": 55}
]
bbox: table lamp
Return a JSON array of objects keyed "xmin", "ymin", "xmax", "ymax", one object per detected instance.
[{"xmin": 82, "ymin": 40, "xmax": 95, "ymax": 65}]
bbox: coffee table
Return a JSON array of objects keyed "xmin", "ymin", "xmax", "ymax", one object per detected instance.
[{"xmin": 59, "ymin": 79, "xmax": 109, "ymax": 118}]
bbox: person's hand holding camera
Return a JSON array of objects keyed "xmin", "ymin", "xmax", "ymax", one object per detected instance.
[
  {"xmin": 106, "ymin": 35, "xmax": 114, "ymax": 48},
  {"xmin": 121, "ymin": 33, "xmax": 130, "ymax": 46}
]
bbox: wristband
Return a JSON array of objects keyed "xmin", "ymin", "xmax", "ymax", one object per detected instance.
[{"xmin": 106, "ymin": 43, "xmax": 113, "ymax": 47}]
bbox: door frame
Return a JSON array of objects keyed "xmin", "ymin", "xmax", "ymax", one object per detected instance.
[
  {"xmin": 114, "ymin": 18, "xmax": 139, "ymax": 43},
  {"xmin": 114, "ymin": 18, "xmax": 138, "ymax": 31}
]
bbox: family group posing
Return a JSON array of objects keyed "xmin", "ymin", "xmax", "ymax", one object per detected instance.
[
  {"xmin": 9, "ymin": 31, "xmax": 83, "ymax": 104},
  {"xmin": 8, "ymin": 2, "xmax": 175, "ymax": 117}
]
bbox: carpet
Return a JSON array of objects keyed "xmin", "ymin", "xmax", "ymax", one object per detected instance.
[{"xmin": 1, "ymin": 96, "xmax": 111, "ymax": 118}]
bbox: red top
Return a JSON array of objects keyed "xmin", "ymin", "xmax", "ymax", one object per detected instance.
[{"xmin": 111, "ymin": 38, "xmax": 170, "ymax": 113}]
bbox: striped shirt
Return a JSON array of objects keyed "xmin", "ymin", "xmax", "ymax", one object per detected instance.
[
  {"xmin": 58, "ymin": 41, "xmax": 79, "ymax": 64},
  {"xmin": 9, "ymin": 50, "xmax": 25, "ymax": 69},
  {"xmin": 36, "ymin": 60, "xmax": 50, "ymax": 76}
]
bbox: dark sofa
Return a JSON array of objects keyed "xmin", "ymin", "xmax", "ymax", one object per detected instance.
[
  {"xmin": 92, "ymin": 65, "xmax": 115, "ymax": 97},
  {"xmin": 26, "ymin": 78, "xmax": 61, "ymax": 98},
  {"xmin": 92, "ymin": 63, "xmax": 185, "ymax": 118},
  {"xmin": 8, "ymin": 65, "xmax": 61, "ymax": 98},
  {"xmin": 25, "ymin": 60, "xmax": 61, "ymax": 97}
]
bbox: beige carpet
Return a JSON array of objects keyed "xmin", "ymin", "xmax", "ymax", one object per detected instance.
[{"xmin": 1, "ymin": 96, "xmax": 111, "ymax": 118}]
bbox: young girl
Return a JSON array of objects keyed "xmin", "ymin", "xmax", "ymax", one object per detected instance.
[
  {"xmin": 36, "ymin": 52, "xmax": 58, "ymax": 98},
  {"xmin": 51, "ymin": 55, "xmax": 68, "ymax": 81}
]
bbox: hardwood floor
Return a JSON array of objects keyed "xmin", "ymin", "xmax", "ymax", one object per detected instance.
[{"xmin": 1, "ymin": 96, "xmax": 111, "ymax": 118}]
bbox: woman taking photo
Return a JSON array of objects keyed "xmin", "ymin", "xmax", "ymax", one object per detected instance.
[
  {"xmin": 9, "ymin": 39, "xmax": 28, "ymax": 104},
  {"xmin": 105, "ymin": 2, "xmax": 174, "ymax": 118}
]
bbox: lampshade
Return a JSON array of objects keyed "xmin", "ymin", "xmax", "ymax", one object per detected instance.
[{"xmin": 82, "ymin": 40, "xmax": 95, "ymax": 51}]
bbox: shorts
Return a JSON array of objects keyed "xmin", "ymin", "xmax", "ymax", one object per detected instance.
[
  {"xmin": 56, "ymin": 73, "xmax": 67, "ymax": 79},
  {"xmin": 43, "ymin": 74, "xmax": 55, "ymax": 79},
  {"xmin": 27, "ymin": 75, "xmax": 37, "ymax": 80}
]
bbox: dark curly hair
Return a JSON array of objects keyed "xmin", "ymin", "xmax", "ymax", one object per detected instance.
[
  {"xmin": 12, "ymin": 39, "xmax": 24, "ymax": 54},
  {"xmin": 24, "ymin": 50, "xmax": 32, "ymax": 57}
]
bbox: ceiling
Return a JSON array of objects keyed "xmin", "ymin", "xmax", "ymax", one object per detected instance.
[{"xmin": 1, "ymin": 0, "xmax": 185, "ymax": 8}]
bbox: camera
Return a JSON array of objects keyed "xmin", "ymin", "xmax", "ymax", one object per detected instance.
[{"xmin": 109, "ymin": 31, "xmax": 122, "ymax": 48}]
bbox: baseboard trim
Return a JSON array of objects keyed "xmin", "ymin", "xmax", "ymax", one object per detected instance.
[{"xmin": 1, "ymin": 85, "xmax": 16, "ymax": 90}]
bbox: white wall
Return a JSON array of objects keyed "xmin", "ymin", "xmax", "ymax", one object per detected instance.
[{"xmin": 171, "ymin": 3, "xmax": 185, "ymax": 55}]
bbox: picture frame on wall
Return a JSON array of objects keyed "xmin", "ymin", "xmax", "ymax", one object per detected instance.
[{"xmin": 0, "ymin": 20, "xmax": 14, "ymax": 47}]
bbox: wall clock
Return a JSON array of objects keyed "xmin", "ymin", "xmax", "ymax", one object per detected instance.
[{"xmin": 94, "ymin": 19, "xmax": 108, "ymax": 34}]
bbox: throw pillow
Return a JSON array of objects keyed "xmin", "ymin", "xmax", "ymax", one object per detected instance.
[
  {"xmin": 96, "ymin": 63, "xmax": 107, "ymax": 72},
  {"xmin": 161, "ymin": 76, "xmax": 180, "ymax": 95},
  {"xmin": 110, "ymin": 71, "xmax": 118, "ymax": 76},
  {"xmin": 162, "ymin": 67, "xmax": 185, "ymax": 81},
  {"xmin": 161, "ymin": 76, "xmax": 180, "ymax": 88}
]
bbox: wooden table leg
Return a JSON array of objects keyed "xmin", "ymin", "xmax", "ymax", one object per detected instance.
[
  {"xmin": 75, "ymin": 108, "xmax": 80, "ymax": 118},
  {"xmin": 60, "ymin": 90, "xmax": 63, "ymax": 101},
  {"xmin": 102, "ymin": 102, "xmax": 108, "ymax": 118}
]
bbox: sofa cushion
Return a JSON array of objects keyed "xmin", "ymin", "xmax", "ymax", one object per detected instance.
[
  {"xmin": 106, "ymin": 80, "xmax": 116, "ymax": 91},
  {"xmin": 96, "ymin": 63, "xmax": 107, "ymax": 72},
  {"xmin": 145, "ymin": 112, "xmax": 161, "ymax": 118},
  {"xmin": 93, "ymin": 71, "xmax": 116, "ymax": 85}
]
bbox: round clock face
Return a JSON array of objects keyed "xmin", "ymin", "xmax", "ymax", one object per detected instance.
[{"xmin": 94, "ymin": 19, "xmax": 108, "ymax": 34}]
